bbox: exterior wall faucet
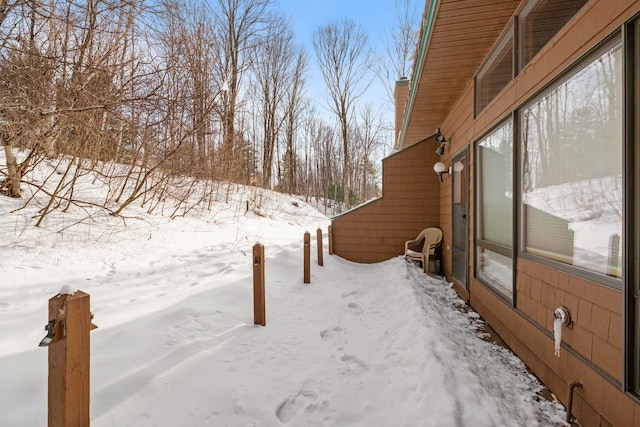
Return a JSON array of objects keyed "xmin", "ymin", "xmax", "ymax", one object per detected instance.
[
  {"xmin": 553, "ymin": 306, "xmax": 571, "ymax": 357},
  {"xmin": 554, "ymin": 306, "xmax": 571, "ymax": 327}
]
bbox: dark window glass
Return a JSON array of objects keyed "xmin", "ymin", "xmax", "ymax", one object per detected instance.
[
  {"xmin": 519, "ymin": 0, "xmax": 589, "ymax": 68},
  {"xmin": 476, "ymin": 30, "xmax": 513, "ymax": 114},
  {"xmin": 476, "ymin": 120, "xmax": 513, "ymax": 300}
]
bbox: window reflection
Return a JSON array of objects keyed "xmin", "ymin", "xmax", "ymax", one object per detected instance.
[
  {"xmin": 521, "ymin": 40, "xmax": 622, "ymax": 278},
  {"xmin": 477, "ymin": 120, "xmax": 513, "ymax": 299}
]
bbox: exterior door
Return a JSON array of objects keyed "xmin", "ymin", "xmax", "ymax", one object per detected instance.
[{"xmin": 451, "ymin": 150, "xmax": 469, "ymax": 288}]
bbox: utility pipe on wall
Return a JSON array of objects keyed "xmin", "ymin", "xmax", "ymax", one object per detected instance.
[{"xmin": 565, "ymin": 380, "xmax": 583, "ymax": 424}]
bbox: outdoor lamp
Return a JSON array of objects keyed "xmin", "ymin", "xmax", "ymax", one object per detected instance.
[
  {"xmin": 434, "ymin": 161, "xmax": 448, "ymax": 182},
  {"xmin": 435, "ymin": 128, "xmax": 447, "ymax": 143},
  {"xmin": 434, "ymin": 128, "xmax": 448, "ymax": 155}
]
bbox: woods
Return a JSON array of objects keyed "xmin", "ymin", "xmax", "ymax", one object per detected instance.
[{"xmin": 0, "ymin": 0, "xmax": 416, "ymax": 222}]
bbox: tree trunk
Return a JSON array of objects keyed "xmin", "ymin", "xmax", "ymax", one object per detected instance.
[
  {"xmin": 341, "ymin": 116, "xmax": 349, "ymax": 206},
  {"xmin": 2, "ymin": 139, "xmax": 21, "ymax": 197}
]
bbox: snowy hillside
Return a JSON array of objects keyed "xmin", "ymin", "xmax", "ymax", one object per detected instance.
[{"xmin": 0, "ymin": 152, "xmax": 565, "ymax": 426}]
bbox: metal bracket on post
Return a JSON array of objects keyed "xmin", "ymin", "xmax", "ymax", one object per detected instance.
[{"xmin": 39, "ymin": 319, "xmax": 57, "ymax": 347}]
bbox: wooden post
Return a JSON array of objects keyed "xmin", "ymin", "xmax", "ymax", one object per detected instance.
[
  {"xmin": 608, "ymin": 233, "xmax": 620, "ymax": 277},
  {"xmin": 316, "ymin": 228, "xmax": 324, "ymax": 266},
  {"xmin": 253, "ymin": 242, "xmax": 266, "ymax": 326},
  {"xmin": 328, "ymin": 225, "xmax": 333, "ymax": 255},
  {"xmin": 304, "ymin": 231, "xmax": 311, "ymax": 283},
  {"xmin": 41, "ymin": 290, "xmax": 96, "ymax": 427}
]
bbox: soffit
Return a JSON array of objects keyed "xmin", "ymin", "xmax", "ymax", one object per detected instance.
[{"xmin": 402, "ymin": 0, "xmax": 522, "ymax": 148}]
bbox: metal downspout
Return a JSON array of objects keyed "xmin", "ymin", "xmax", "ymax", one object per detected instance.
[{"xmin": 565, "ymin": 381, "xmax": 583, "ymax": 424}]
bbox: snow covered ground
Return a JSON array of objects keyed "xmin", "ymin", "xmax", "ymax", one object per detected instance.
[{"xmin": 0, "ymin": 157, "xmax": 566, "ymax": 426}]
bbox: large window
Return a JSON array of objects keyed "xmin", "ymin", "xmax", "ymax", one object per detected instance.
[
  {"xmin": 476, "ymin": 120, "xmax": 513, "ymax": 300},
  {"xmin": 520, "ymin": 39, "xmax": 623, "ymax": 280}
]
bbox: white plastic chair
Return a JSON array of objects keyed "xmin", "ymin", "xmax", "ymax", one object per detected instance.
[{"xmin": 404, "ymin": 227, "xmax": 443, "ymax": 273}]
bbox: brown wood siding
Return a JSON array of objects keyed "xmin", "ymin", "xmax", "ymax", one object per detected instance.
[
  {"xmin": 470, "ymin": 266, "xmax": 634, "ymax": 427},
  {"xmin": 430, "ymin": 1, "xmax": 640, "ymax": 426},
  {"xmin": 331, "ymin": 138, "xmax": 441, "ymax": 263},
  {"xmin": 402, "ymin": 0, "xmax": 640, "ymax": 426}
]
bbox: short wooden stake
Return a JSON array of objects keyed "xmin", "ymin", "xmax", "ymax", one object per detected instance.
[
  {"xmin": 607, "ymin": 233, "xmax": 620, "ymax": 277},
  {"xmin": 40, "ymin": 290, "xmax": 97, "ymax": 427},
  {"xmin": 253, "ymin": 243, "xmax": 266, "ymax": 326},
  {"xmin": 304, "ymin": 231, "xmax": 311, "ymax": 283},
  {"xmin": 328, "ymin": 225, "xmax": 333, "ymax": 255},
  {"xmin": 316, "ymin": 228, "xmax": 324, "ymax": 266}
]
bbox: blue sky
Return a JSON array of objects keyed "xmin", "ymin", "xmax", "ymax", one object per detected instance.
[
  {"xmin": 278, "ymin": 0, "xmax": 395, "ymax": 47},
  {"xmin": 276, "ymin": 0, "xmax": 423, "ymax": 123}
]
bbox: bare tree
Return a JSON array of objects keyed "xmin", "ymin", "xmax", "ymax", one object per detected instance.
[
  {"xmin": 159, "ymin": 0, "xmax": 222, "ymax": 178},
  {"xmin": 1, "ymin": 0, "xmax": 347, "ymax": 230},
  {"xmin": 210, "ymin": 0, "xmax": 273, "ymax": 180},
  {"xmin": 252, "ymin": 17, "xmax": 293, "ymax": 187},
  {"xmin": 376, "ymin": 0, "xmax": 419, "ymax": 106},
  {"xmin": 353, "ymin": 104, "xmax": 384, "ymax": 200},
  {"xmin": 312, "ymin": 17, "xmax": 371, "ymax": 207},
  {"xmin": 1, "ymin": 1, "xmax": 154, "ymax": 209},
  {"xmin": 281, "ymin": 46, "xmax": 307, "ymax": 194}
]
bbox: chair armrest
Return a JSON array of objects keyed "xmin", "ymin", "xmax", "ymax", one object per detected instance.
[{"xmin": 404, "ymin": 238, "xmax": 420, "ymax": 253}]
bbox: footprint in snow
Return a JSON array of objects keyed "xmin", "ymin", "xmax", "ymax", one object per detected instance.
[
  {"xmin": 341, "ymin": 290, "xmax": 358, "ymax": 299},
  {"xmin": 341, "ymin": 354, "xmax": 369, "ymax": 373},
  {"xmin": 347, "ymin": 302, "xmax": 363, "ymax": 315},
  {"xmin": 106, "ymin": 262, "xmax": 116, "ymax": 277},
  {"xmin": 319, "ymin": 326, "xmax": 342, "ymax": 340},
  {"xmin": 276, "ymin": 390, "xmax": 319, "ymax": 423}
]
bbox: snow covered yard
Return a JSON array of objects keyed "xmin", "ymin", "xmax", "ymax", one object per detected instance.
[{"xmin": 0, "ymin": 175, "xmax": 566, "ymax": 426}]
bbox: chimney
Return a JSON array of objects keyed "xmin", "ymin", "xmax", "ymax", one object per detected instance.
[{"xmin": 394, "ymin": 77, "xmax": 410, "ymax": 148}]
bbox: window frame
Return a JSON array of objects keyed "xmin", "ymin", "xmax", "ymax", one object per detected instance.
[{"xmin": 624, "ymin": 13, "xmax": 640, "ymax": 399}]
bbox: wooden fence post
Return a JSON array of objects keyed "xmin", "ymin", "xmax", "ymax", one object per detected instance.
[
  {"xmin": 328, "ymin": 225, "xmax": 333, "ymax": 255},
  {"xmin": 39, "ymin": 290, "xmax": 97, "ymax": 427},
  {"xmin": 304, "ymin": 231, "xmax": 311, "ymax": 283},
  {"xmin": 253, "ymin": 242, "xmax": 266, "ymax": 326},
  {"xmin": 608, "ymin": 233, "xmax": 620, "ymax": 277},
  {"xmin": 317, "ymin": 228, "xmax": 324, "ymax": 267}
]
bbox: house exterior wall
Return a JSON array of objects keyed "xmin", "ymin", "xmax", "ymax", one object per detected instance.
[
  {"xmin": 331, "ymin": 138, "xmax": 440, "ymax": 263},
  {"xmin": 332, "ymin": 0, "xmax": 640, "ymax": 425},
  {"xmin": 433, "ymin": 1, "xmax": 640, "ymax": 426}
]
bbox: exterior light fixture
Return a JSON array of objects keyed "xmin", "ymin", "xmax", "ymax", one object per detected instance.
[
  {"xmin": 433, "ymin": 161, "xmax": 449, "ymax": 182},
  {"xmin": 435, "ymin": 128, "xmax": 448, "ymax": 155}
]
